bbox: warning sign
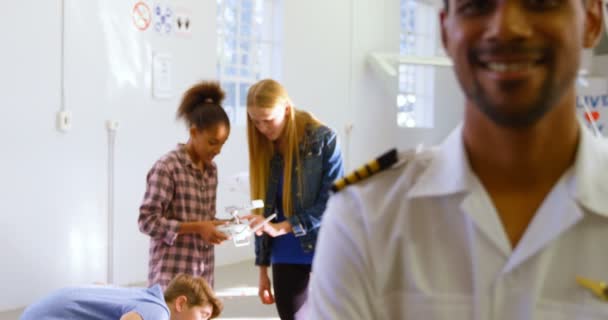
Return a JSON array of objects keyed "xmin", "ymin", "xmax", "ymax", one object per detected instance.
[
  {"xmin": 175, "ymin": 8, "xmax": 192, "ymax": 36},
  {"xmin": 154, "ymin": 4, "xmax": 174, "ymax": 35},
  {"xmin": 133, "ymin": 2, "xmax": 151, "ymax": 31}
]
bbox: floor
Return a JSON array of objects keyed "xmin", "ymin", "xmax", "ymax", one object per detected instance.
[{"xmin": 0, "ymin": 260, "xmax": 279, "ymax": 320}]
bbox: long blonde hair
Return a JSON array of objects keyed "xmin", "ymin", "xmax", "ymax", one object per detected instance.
[{"xmin": 247, "ymin": 79, "xmax": 321, "ymax": 217}]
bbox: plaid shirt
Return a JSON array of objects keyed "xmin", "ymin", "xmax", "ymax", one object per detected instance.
[{"xmin": 138, "ymin": 144, "xmax": 218, "ymax": 289}]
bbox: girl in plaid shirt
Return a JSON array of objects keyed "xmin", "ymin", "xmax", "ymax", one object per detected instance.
[{"xmin": 139, "ymin": 81, "xmax": 231, "ymax": 290}]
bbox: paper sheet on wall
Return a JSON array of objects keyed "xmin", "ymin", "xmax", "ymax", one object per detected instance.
[
  {"xmin": 152, "ymin": 52, "xmax": 173, "ymax": 99},
  {"xmin": 577, "ymin": 77, "xmax": 608, "ymax": 136}
]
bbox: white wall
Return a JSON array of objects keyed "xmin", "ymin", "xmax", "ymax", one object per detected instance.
[
  {"xmin": 593, "ymin": 55, "xmax": 608, "ymax": 78},
  {"xmin": 281, "ymin": 0, "xmax": 352, "ymax": 161},
  {"xmin": 280, "ymin": 0, "xmax": 463, "ymax": 170},
  {"xmin": 0, "ymin": 0, "xmax": 465, "ymax": 311},
  {"xmin": 0, "ymin": 0, "xmax": 222, "ymax": 310}
]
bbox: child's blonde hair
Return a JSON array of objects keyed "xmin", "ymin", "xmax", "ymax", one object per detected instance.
[{"xmin": 164, "ymin": 274, "xmax": 223, "ymax": 318}]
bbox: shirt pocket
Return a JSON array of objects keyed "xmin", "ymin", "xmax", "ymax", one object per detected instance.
[
  {"xmin": 536, "ymin": 299, "xmax": 608, "ymax": 320},
  {"xmin": 300, "ymin": 141, "xmax": 323, "ymax": 205},
  {"xmin": 384, "ymin": 291, "xmax": 473, "ymax": 320}
]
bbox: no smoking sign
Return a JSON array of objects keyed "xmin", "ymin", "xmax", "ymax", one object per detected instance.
[{"xmin": 133, "ymin": 2, "xmax": 151, "ymax": 31}]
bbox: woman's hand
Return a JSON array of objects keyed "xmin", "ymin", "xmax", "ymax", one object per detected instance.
[
  {"xmin": 258, "ymin": 268, "xmax": 275, "ymax": 305},
  {"xmin": 242, "ymin": 214, "xmax": 267, "ymax": 236},
  {"xmin": 242, "ymin": 215, "xmax": 292, "ymax": 237}
]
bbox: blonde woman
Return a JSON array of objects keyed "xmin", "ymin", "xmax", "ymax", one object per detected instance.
[{"xmin": 243, "ymin": 79, "xmax": 344, "ymax": 319}]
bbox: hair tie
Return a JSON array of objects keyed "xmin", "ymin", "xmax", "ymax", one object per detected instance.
[{"xmin": 205, "ymin": 98, "xmax": 213, "ymax": 103}]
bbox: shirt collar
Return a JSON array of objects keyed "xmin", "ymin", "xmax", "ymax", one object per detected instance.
[
  {"xmin": 407, "ymin": 123, "xmax": 472, "ymax": 198},
  {"xmin": 569, "ymin": 125, "xmax": 608, "ymax": 218},
  {"xmin": 176, "ymin": 143, "xmax": 217, "ymax": 174},
  {"xmin": 408, "ymin": 122, "xmax": 608, "ymax": 220}
]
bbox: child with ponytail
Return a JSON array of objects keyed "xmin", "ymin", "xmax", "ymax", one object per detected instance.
[{"xmin": 139, "ymin": 81, "xmax": 231, "ymax": 290}]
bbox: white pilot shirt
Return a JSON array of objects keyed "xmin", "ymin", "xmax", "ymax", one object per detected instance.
[{"xmin": 309, "ymin": 124, "xmax": 608, "ymax": 320}]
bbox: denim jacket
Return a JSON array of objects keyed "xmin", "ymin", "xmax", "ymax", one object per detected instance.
[{"xmin": 254, "ymin": 124, "xmax": 344, "ymax": 266}]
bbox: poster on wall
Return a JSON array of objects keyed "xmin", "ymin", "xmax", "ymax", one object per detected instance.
[
  {"xmin": 153, "ymin": 3, "xmax": 174, "ymax": 35},
  {"xmin": 132, "ymin": 2, "xmax": 152, "ymax": 31},
  {"xmin": 577, "ymin": 77, "xmax": 608, "ymax": 136},
  {"xmin": 152, "ymin": 52, "xmax": 173, "ymax": 99},
  {"xmin": 175, "ymin": 7, "xmax": 192, "ymax": 37}
]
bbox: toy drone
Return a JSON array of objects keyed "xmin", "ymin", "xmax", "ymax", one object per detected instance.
[{"xmin": 218, "ymin": 200, "xmax": 277, "ymax": 247}]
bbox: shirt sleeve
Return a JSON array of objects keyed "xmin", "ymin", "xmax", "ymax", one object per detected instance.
[
  {"xmin": 127, "ymin": 304, "xmax": 170, "ymax": 320},
  {"xmin": 308, "ymin": 190, "xmax": 378, "ymax": 319},
  {"xmin": 138, "ymin": 161, "xmax": 180, "ymax": 246}
]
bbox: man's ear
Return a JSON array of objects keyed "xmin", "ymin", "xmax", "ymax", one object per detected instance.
[
  {"xmin": 583, "ymin": 0, "xmax": 605, "ymax": 48},
  {"xmin": 175, "ymin": 295, "xmax": 188, "ymax": 313},
  {"xmin": 189, "ymin": 126, "xmax": 198, "ymax": 138}
]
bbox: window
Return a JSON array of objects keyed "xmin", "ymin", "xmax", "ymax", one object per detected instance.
[
  {"xmin": 397, "ymin": 0, "xmax": 438, "ymax": 128},
  {"xmin": 217, "ymin": 0, "xmax": 281, "ymax": 126}
]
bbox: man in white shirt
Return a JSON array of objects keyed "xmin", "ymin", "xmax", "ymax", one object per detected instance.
[{"xmin": 309, "ymin": 0, "xmax": 607, "ymax": 319}]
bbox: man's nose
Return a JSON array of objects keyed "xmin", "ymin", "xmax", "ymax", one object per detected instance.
[{"xmin": 484, "ymin": 2, "xmax": 533, "ymax": 42}]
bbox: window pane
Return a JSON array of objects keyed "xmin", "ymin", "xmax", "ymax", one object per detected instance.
[
  {"xmin": 240, "ymin": 40, "xmax": 250, "ymax": 51},
  {"xmin": 398, "ymin": 0, "xmax": 435, "ymax": 128},
  {"xmin": 239, "ymin": 83, "xmax": 251, "ymax": 108},
  {"xmin": 241, "ymin": 54, "xmax": 249, "ymax": 65},
  {"xmin": 222, "ymin": 81, "xmax": 237, "ymax": 108},
  {"xmin": 218, "ymin": 0, "xmax": 279, "ymax": 125},
  {"xmin": 224, "ymin": 66, "xmax": 237, "ymax": 76}
]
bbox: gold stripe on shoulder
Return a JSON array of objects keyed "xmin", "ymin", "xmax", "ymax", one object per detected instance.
[{"xmin": 331, "ymin": 148, "xmax": 398, "ymax": 192}]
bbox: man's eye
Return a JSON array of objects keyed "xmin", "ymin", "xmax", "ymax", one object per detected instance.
[
  {"xmin": 526, "ymin": 0, "xmax": 560, "ymax": 10},
  {"xmin": 456, "ymin": 0, "xmax": 493, "ymax": 16}
]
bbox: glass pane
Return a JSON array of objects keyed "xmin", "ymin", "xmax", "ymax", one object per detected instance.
[
  {"xmin": 243, "ymin": 0, "xmax": 254, "ymax": 9},
  {"xmin": 240, "ymin": 26, "xmax": 252, "ymax": 38},
  {"xmin": 241, "ymin": 10, "xmax": 253, "ymax": 25},
  {"xmin": 240, "ymin": 40, "xmax": 250, "ymax": 51},
  {"xmin": 224, "ymin": 38, "xmax": 237, "ymax": 51},
  {"xmin": 397, "ymin": 111, "xmax": 416, "ymax": 128},
  {"xmin": 225, "ymin": 66, "xmax": 237, "ymax": 76},
  {"xmin": 222, "ymin": 81, "xmax": 237, "ymax": 108},
  {"xmin": 239, "ymin": 83, "xmax": 251, "ymax": 108},
  {"xmin": 397, "ymin": 0, "xmax": 435, "ymax": 129},
  {"xmin": 223, "ymin": 7, "xmax": 236, "ymax": 23},
  {"xmin": 217, "ymin": 0, "xmax": 278, "ymax": 125},
  {"xmin": 221, "ymin": 50, "xmax": 231, "ymax": 65}
]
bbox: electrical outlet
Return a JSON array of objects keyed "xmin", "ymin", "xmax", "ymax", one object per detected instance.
[
  {"xmin": 56, "ymin": 110, "xmax": 72, "ymax": 132},
  {"xmin": 106, "ymin": 120, "xmax": 119, "ymax": 131}
]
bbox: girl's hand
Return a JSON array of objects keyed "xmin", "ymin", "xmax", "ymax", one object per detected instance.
[
  {"xmin": 242, "ymin": 214, "xmax": 293, "ymax": 237},
  {"xmin": 197, "ymin": 220, "xmax": 230, "ymax": 245},
  {"xmin": 241, "ymin": 214, "xmax": 267, "ymax": 236},
  {"xmin": 258, "ymin": 272, "xmax": 275, "ymax": 304}
]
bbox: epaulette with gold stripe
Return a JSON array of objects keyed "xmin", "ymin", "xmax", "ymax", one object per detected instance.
[{"xmin": 331, "ymin": 148, "xmax": 398, "ymax": 192}]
